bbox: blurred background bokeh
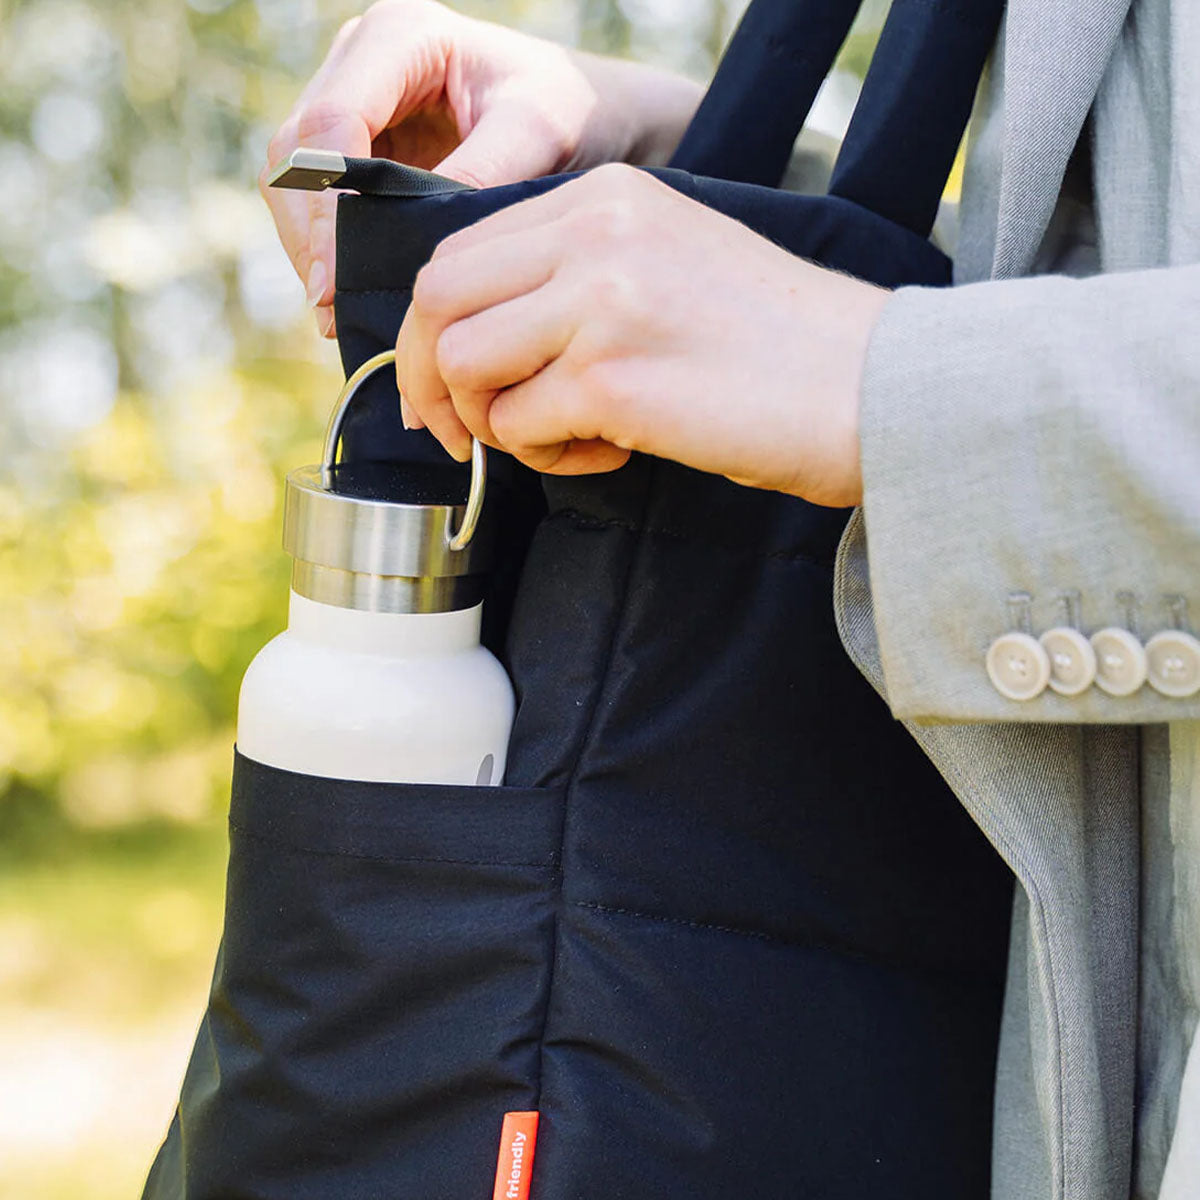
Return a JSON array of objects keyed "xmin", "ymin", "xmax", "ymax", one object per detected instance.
[{"xmin": 0, "ymin": 0, "xmax": 885, "ymax": 1195}]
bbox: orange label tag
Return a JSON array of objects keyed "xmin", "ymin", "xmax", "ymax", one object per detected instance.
[{"xmin": 492, "ymin": 1111, "xmax": 539, "ymax": 1200}]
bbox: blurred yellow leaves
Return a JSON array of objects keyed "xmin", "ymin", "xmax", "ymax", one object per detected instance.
[
  {"xmin": 132, "ymin": 884, "xmax": 211, "ymax": 958},
  {"xmin": 1, "ymin": 355, "xmax": 338, "ymax": 829},
  {"xmin": 60, "ymin": 740, "xmax": 228, "ymax": 827},
  {"xmin": 84, "ymin": 212, "xmax": 191, "ymax": 294},
  {"xmin": 124, "ymin": 11, "xmax": 187, "ymax": 105},
  {"xmin": 84, "ymin": 185, "xmax": 271, "ymax": 293}
]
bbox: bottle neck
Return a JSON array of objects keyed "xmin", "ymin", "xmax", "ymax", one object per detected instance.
[{"xmin": 286, "ymin": 590, "xmax": 482, "ymax": 656}]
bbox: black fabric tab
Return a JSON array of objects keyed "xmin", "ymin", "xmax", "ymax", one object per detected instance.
[{"xmin": 337, "ymin": 155, "xmax": 474, "ymax": 197}]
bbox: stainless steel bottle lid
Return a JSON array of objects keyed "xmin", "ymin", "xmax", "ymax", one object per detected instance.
[{"xmin": 283, "ymin": 350, "xmax": 493, "ymax": 614}]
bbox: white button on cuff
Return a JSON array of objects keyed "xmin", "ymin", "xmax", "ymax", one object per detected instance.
[
  {"xmin": 1039, "ymin": 626, "xmax": 1097, "ymax": 696},
  {"xmin": 1090, "ymin": 628, "xmax": 1148, "ymax": 697},
  {"xmin": 1146, "ymin": 630, "xmax": 1200, "ymax": 698},
  {"xmin": 986, "ymin": 632, "xmax": 1051, "ymax": 701}
]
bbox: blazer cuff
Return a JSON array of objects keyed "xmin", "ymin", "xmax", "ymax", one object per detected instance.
[{"xmin": 840, "ymin": 275, "xmax": 1200, "ymax": 724}]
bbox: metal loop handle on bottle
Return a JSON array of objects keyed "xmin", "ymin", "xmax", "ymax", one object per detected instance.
[{"xmin": 321, "ymin": 348, "xmax": 486, "ymax": 552}]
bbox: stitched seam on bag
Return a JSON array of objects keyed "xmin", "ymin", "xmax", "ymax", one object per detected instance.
[
  {"xmin": 228, "ymin": 819, "xmax": 560, "ymax": 870},
  {"xmin": 337, "ymin": 287, "xmax": 415, "ymax": 296},
  {"xmin": 573, "ymin": 901, "xmax": 778, "ymax": 943},
  {"xmin": 529, "ymin": 474, "xmax": 656, "ymax": 1114},
  {"xmin": 572, "ymin": 900, "xmax": 1011, "ymax": 984},
  {"xmin": 549, "ymin": 509, "xmax": 838, "ymax": 570}
]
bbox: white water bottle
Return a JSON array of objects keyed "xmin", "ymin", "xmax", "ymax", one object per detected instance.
[{"xmin": 237, "ymin": 351, "xmax": 514, "ymax": 786}]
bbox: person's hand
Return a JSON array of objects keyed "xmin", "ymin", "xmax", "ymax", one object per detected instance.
[
  {"xmin": 395, "ymin": 164, "xmax": 889, "ymax": 508},
  {"xmin": 261, "ymin": 0, "xmax": 703, "ymax": 338}
]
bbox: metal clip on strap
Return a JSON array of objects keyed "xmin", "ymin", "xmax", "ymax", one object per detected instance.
[{"xmin": 266, "ymin": 148, "xmax": 474, "ymax": 197}]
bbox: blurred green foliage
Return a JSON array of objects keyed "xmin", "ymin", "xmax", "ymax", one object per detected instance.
[
  {"xmin": 0, "ymin": 356, "xmax": 333, "ymax": 846},
  {"xmin": 0, "ymin": 0, "xmax": 363, "ymax": 847}
]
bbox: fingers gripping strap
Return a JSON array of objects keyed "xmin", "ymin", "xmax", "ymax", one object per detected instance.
[
  {"xmin": 669, "ymin": 0, "xmax": 865, "ymax": 186},
  {"xmin": 828, "ymin": 0, "xmax": 1006, "ymax": 236}
]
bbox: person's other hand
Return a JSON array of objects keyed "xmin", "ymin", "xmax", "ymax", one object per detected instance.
[
  {"xmin": 261, "ymin": 0, "xmax": 703, "ymax": 338},
  {"xmin": 396, "ymin": 165, "xmax": 889, "ymax": 508}
]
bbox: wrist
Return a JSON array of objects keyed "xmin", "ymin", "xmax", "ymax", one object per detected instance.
[
  {"xmin": 573, "ymin": 52, "xmax": 704, "ymax": 167},
  {"xmin": 839, "ymin": 284, "xmax": 892, "ymax": 507}
]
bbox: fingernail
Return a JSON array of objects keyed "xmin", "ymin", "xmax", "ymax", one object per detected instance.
[
  {"xmin": 314, "ymin": 306, "xmax": 335, "ymax": 338},
  {"xmin": 399, "ymin": 399, "xmax": 411, "ymax": 431},
  {"xmin": 306, "ymin": 260, "xmax": 328, "ymax": 308}
]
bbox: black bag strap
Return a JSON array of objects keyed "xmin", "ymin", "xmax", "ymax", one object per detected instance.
[
  {"xmin": 669, "ymin": 0, "xmax": 1003, "ymax": 237},
  {"xmin": 826, "ymin": 0, "xmax": 1004, "ymax": 236},
  {"xmin": 669, "ymin": 0, "xmax": 864, "ymax": 186}
]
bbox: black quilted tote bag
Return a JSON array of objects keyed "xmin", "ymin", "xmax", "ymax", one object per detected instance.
[{"xmin": 145, "ymin": 1, "xmax": 1013, "ymax": 1197}]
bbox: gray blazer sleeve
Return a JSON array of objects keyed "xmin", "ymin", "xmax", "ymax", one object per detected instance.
[{"xmin": 837, "ymin": 261, "xmax": 1200, "ymax": 723}]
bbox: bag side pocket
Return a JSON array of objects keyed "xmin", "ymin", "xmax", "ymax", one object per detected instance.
[{"xmin": 143, "ymin": 752, "xmax": 563, "ymax": 1200}]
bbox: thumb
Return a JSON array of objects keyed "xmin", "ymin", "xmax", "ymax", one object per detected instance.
[{"xmin": 434, "ymin": 100, "xmax": 568, "ymax": 189}]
